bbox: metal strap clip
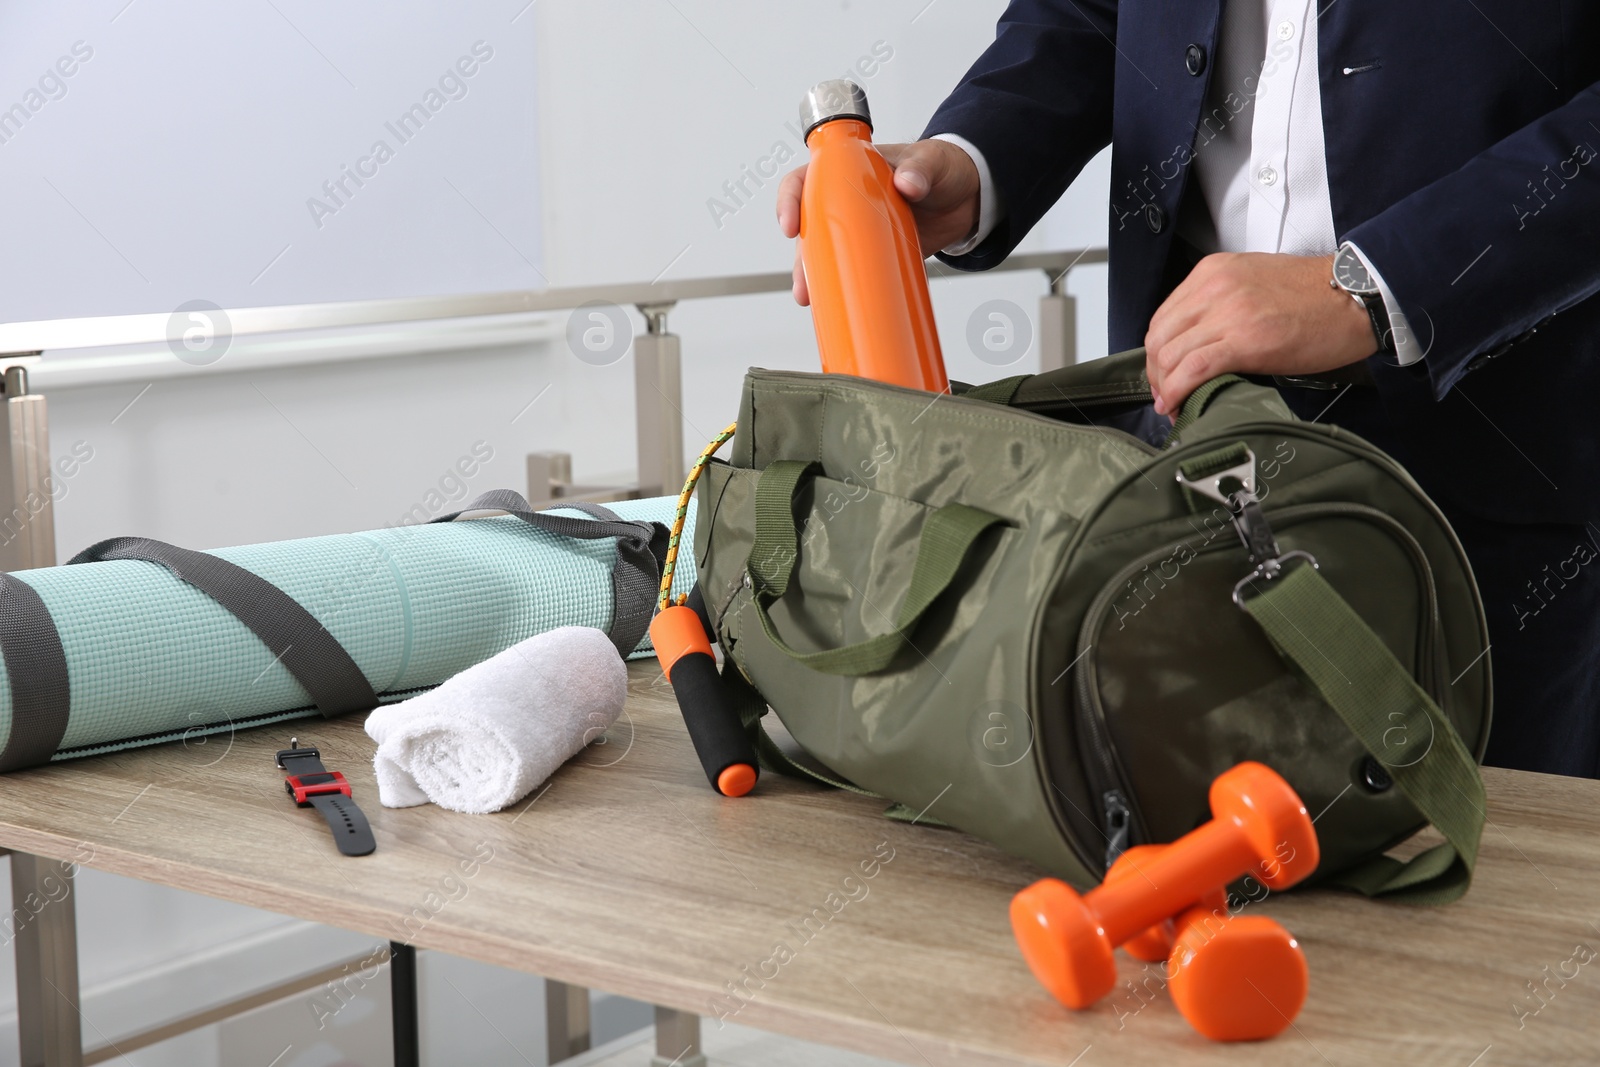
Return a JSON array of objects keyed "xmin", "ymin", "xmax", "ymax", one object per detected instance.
[
  {"xmin": 1231, "ymin": 550, "xmax": 1319, "ymax": 608},
  {"xmin": 1174, "ymin": 447, "xmax": 1320, "ymax": 609}
]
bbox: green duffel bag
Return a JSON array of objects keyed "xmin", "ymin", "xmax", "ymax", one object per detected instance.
[{"xmin": 693, "ymin": 349, "xmax": 1490, "ymax": 903}]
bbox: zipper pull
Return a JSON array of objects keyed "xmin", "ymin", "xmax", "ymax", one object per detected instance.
[{"xmin": 1103, "ymin": 789, "xmax": 1131, "ymax": 871}]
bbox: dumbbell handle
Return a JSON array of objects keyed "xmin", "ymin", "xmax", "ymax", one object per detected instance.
[
  {"xmin": 1089, "ymin": 818, "xmax": 1265, "ymax": 948},
  {"xmin": 1107, "ymin": 845, "xmax": 1226, "ymax": 964}
]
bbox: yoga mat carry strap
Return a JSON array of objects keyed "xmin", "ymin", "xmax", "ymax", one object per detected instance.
[
  {"xmin": 0, "ymin": 576, "xmax": 71, "ymax": 773},
  {"xmin": 66, "ymin": 536, "xmax": 380, "ymax": 719},
  {"xmin": 1242, "ymin": 562, "xmax": 1486, "ymax": 903},
  {"xmin": 433, "ymin": 489, "xmax": 669, "ymax": 658}
]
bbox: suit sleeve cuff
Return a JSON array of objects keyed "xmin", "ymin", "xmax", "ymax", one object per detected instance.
[
  {"xmin": 1346, "ymin": 242, "xmax": 1426, "ymax": 367},
  {"xmin": 929, "ymin": 133, "xmax": 1003, "ymax": 256}
]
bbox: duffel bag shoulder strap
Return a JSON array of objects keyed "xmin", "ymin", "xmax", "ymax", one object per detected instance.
[
  {"xmin": 747, "ymin": 460, "xmax": 1005, "ymax": 676},
  {"xmin": 1242, "ymin": 562, "xmax": 1486, "ymax": 904}
]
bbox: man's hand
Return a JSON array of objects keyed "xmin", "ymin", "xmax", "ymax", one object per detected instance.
[
  {"xmin": 777, "ymin": 138, "xmax": 981, "ymax": 305},
  {"xmin": 1144, "ymin": 252, "xmax": 1379, "ymax": 416}
]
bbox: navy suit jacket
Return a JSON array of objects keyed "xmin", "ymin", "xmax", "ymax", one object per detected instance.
[{"xmin": 925, "ymin": 1, "xmax": 1600, "ymax": 523}]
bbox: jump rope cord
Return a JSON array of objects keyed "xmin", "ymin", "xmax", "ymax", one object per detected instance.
[{"xmin": 657, "ymin": 422, "xmax": 738, "ymax": 612}]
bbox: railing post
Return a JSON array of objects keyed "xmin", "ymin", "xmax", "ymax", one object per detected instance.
[
  {"xmin": 1037, "ymin": 271, "xmax": 1078, "ymax": 372},
  {"xmin": 633, "ymin": 303, "xmax": 684, "ymax": 499},
  {"xmin": 0, "ymin": 362, "xmax": 56, "ymax": 571}
]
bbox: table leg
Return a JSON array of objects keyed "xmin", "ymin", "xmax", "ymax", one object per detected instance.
[
  {"xmin": 544, "ymin": 980, "xmax": 591, "ymax": 1063},
  {"xmin": 11, "ymin": 852, "xmax": 82, "ymax": 1067},
  {"xmin": 651, "ymin": 1006, "xmax": 707, "ymax": 1067},
  {"xmin": 388, "ymin": 942, "xmax": 418, "ymax": 1067}
]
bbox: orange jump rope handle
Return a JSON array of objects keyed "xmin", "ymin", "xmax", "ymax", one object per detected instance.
[
  {"xmin": 651, "ymin": 601, "xmax": 757, "ymax": 798},
  {"xmin": 798, "ymin": 81, "xmax": 949, "ymax": 393}
]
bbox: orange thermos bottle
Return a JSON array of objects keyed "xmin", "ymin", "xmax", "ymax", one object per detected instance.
[{"xmin": 798, "ymin": 81, "xmax": 949, "ymax": 393}]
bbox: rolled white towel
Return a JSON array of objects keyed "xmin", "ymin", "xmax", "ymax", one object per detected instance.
[{"xmin": 364, "ymin": 626, "xmax": 626, "ymax": 813}]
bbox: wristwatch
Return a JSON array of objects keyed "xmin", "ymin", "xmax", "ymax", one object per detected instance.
[
  {"xmin": 1331, "ymin": 242, "xmax": 1395, "ymax": 357},
  {"xmin": 277, "ymin": 739, "xmax": 376, "ymax": 857}
]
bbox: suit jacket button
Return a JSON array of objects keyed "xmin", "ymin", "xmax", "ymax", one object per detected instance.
[
  {"xmin": 1185, "ymin": 43, "xmax": 1207, "ymax": 76},
  {"xmin": 1144, "ymin": 203, "xmax": 1167, "ymax": 234}
]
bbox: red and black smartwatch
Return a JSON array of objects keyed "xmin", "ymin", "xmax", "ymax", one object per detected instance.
[{"xmin": 276, "ymin": 739, "xmax": 376, "ymax": 857}]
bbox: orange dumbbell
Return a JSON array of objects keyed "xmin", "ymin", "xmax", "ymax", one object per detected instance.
[
  {"xmin": 1108, "ymin": 845, "xmax": 1309, "ymax": 1042},
  {"xmin": 1010, "ymin": 762, "xmax": 1319, "ymax": 1011},
  {"xmin": 1108, "ymin": 845, "xmax": 1230, "ymax": 965}
]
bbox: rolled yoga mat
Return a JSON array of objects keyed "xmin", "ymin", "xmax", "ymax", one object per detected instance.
[{"xmin": 0, "ymin": 494, "xmax": 694, "ymax": 763}]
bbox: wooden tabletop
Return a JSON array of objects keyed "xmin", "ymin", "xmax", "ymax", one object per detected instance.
[{"xmin": 1, "ymin": 663, "xmax": 1595, "ymax": 1066}]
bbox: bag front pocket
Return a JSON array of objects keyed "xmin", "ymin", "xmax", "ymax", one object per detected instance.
[{"xmin": 1073, "ymin": 503, "xmax": 1443, "ymax": 881}]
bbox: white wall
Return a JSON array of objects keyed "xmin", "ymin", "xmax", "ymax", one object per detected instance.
[
  {"xmin": 0, "ymin": 2, "xmax": 1112, "ymax": 1063},
  {"xmin": 0, "ymin": 0, "xmax": 542, "ymax": 320}
]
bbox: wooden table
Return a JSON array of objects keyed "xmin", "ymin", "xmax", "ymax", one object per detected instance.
[{"xmin": 1, "ymin": 661, "xmax": 1596, "ymax": 1066}]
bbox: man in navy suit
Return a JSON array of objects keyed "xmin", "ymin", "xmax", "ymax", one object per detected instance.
[{"xmin": 778, "ymin": 2, "xmax": 1600, "ymax": 777}]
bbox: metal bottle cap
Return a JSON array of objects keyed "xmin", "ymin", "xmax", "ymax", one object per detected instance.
[{"xmin": 799, "ymin": 80, "xmax": 871, "ymax": 139}]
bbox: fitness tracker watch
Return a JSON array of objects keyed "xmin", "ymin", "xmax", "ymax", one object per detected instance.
[
  {"xmin": 1331, "ymin": 242, "xmax": 1396, "ymax": 357},
  {"xmin": 276, "ymin": 739, "xmax": 376, "ymax": 857}
]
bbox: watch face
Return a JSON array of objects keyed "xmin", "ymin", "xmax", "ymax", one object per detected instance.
[{"xmin": 1334, "ymin": 247, "xmax": 1378, "ymax": 295}]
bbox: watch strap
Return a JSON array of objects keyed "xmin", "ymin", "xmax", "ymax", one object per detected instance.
[
  {"xmin": 278, "ymin": 743, "xmax": 376, "ymax": 857},
  {"xmin": 1356, "ymin": 290, "xmax": 1395, "ymax": 357},
  {"xmin": 278, "ymin": 746, "xmax": 328, "ymax": 776},
  {"xmin": 309, "ymin": 792, "xmax": 377, "ymax": 857}
]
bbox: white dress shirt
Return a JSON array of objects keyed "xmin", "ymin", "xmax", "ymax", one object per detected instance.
[{"xmin": 934, "ymin": 0, "xmax": 1421, "ymax": 364}]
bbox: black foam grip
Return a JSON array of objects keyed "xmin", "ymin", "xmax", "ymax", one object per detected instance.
[{"xmin": 670, "ymin": 651, "xmax": 758, "ymax": 793}]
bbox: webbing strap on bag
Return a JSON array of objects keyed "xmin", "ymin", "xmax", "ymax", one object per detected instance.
[
  {"xmin": 1164, "ymin": 373, "xmax": 1246, "ymax": 445},
  {"xmin": 746, "ymin": 460, "xmax": 1005, "ymax": 677},
  {"xmin": 1241, "ymin": 562, "xmax": 1486, "ymax": 904},
  {"xmin": 434, "ymin": 489, "xmax": 667, "ymax": 658},
  {"xmin": 956, "ymin": 376, "xmax": 1031, "ymax": 405},
  {"xmin": 67, "ymin": 537, "xmax": 380, "ymax": 719},
  {"xmin": 0, "ymin": 576, "xmax": 71, "ymax": 772}
]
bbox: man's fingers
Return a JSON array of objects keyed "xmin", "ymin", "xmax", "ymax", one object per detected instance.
[
  {"xmin": 779, "ymin": 163, "xmax": 809, "ymax": 304},
  {"xmin": 776, "ymin": 163, "xmax": 807, "ymax": 239},
  {"xmin": 1145, "ymin": 308, "xmax": 1222, "ymax": 404},
  {"xmin": 1158, "ymin": 340, "xmax": 1236, "ymax": 415},
  {"xmin": 883, "ymin": 142, "xmax": 938, "ymax": 202},
  {"xmin": 792, "ymin": 242, "xmax": 810, "ymax": 306},
  {"xmin": 1146, "ymin": 257, "xmax": 1232, "ymax": 360},
  {"xmin": 1145, "ymin": 296, "xmax": 1208, "ymax": 373},
  {"xmin": 1148, "ymin": 321, "xmax": 1226, "ymax": 412}
]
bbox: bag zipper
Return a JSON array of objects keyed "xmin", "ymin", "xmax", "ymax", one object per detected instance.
[
  {"xmin": 1068, "ymin": 501, "xmax": 1443, "ymax": 872},
  {"xmin": 1102, "ymin": 788, "xmax": 1132, "ymax": 869}
]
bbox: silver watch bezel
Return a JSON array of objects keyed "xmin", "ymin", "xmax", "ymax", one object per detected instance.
[{"xmin": 1332, "ymin": 242, "xmax": 1381, "ymax": 297}]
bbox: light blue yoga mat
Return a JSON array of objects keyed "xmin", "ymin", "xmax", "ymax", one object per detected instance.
[{"xmin": 0, "ymin": 497, "xmax": 693, "ymax": 759}]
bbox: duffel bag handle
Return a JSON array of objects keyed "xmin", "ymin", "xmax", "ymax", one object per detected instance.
[
  {"xmin": 745, "ymin": 460, "xmax": 1005, "ymax": 676},
  {"xmin": 1167, "ymin": 373, "xmax": 1247, "ymax": 438},
  {"xmin": 1241, "ymin": 562, "xmax": 1486, "ymax": 904}
]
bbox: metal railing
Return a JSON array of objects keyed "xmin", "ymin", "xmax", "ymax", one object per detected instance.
[
  {"xmin": 0, "ymin": 245, "xmax": 1106, "ymax": 1067},
  {"xmin": 0, "ymin": 247, "xmax": 1105, "ymax": 571}
]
